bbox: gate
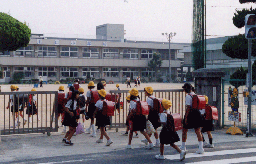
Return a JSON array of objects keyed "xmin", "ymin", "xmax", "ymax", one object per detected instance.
[
  {"xmin": 109, "ymin": 89, "xmax": 185, "ymax": 131},
  {"xmin": 0, "ymin": 91, "xmax": 58, "ymax": 135},
  {"xmin": 222, "ymin": 79, "xmax": 256, "ymax": 130}
]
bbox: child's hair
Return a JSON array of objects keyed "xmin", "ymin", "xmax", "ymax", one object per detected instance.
[
  {"xmin": 99, "ymin": 95, "xmax": 105, "ymax": 100},
  {"xmin": 97, "ymin": 82, "xmax": 104, "ymax": 90},
  {"xmin": 88, "ymin": 86, "xmax": 95, "ymax": 89},
  {"xmin": 71, "ymin": 90, "xmax": 79, "ymax": 101},
  {"xmin": 130, "ymin": 95, "xmax": 140, "ymax": 100},
  {"xmin": 182, "ymin": 83, "xmax": 192, "ymax": 93},
  {"xmin": 69, "ymin": 86, "xmax": 75, "ymax": 92}
]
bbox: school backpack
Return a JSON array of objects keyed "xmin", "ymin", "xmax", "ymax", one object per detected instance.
[
  {"xmin": 58, "ymin": 93, "xmax": 66, "ymax": 105},
  {"xmin": 105, "ymin": 92, "xmax": 119, "ymax": 102},
  {"xmin": 73, "ymin": 83, "xmax": 79, "ymax": 91},
  {"xmin": 205, "ymin": 105, "xmax": 218, "ymax": 120},
  {"xmin": 171, "ymin": 113, "xmax": 183, "ymax": 131},
  {"xmin": 150, "ymin": 98, "xmax": 163, "ymax": 113},
  {"xmin": 78, "ymin": 95, "xmax": 86, "ymax": 108},
  {"xmin": 135, "ymin": 100, "xmax": 149, "ymax": 115},
  {"xmin": 102, "ymin": 101, "xmax": 115, "ymax": 116},
  {"xmin": 91, "ymin": 90, "xmax": 99, "ymax": 103},
  {"xmin": 190, "ymin": 94, "xmax": 206, "ymax": 110}
]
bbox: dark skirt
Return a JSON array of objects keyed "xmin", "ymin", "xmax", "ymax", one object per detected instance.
[
  {"xmin": 19, "ymin": 105, "xmax": 25, "ymax": 112},
  {"xmin": 87, "ymin": 103, "xmax": 96, "ymax": 119},
  {"xmin": 96, "ymin": 111, "xmax": 111, "ymax": 127},
  {"xmin": 201, "ymin": 119, "xmax": 214, "ymax": 132},
  {"xmin": 127, "ymin": 82, "xmax": 131, "ymax": 86},
  {"xmin": 160, "ymin": 126, "xmax": 180, "ymax": 145},
  {"xmin": 62, "ymin": 111, "xmax": 78, "ymax": 127},
  {"xmin": 11, "ymin": 106, "xmax": 19, "ymax": 113},
  {"xmin": 26, "ymin": 103, "xmax": 37, "ymax": 115},
  {"xmin": 132, "ymin": 115, "xmax": 147, "ymax": 132},
  {"xmin": 148, "ymin": 110, "xmax": 161, "ymax": 129},
  {"xmin": 80, "ymin": 110, "xmax": 86, "ymax": 114},
  {"xmin": 58, "ymin": 104, "xmax": 65, "ymax": 114},
  {"xmin": 183, "ymin": 108, "xmax": 203, "ymax": 129}
]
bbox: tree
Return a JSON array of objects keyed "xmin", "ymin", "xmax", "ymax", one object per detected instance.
[
  {"xmin": 148, "ymin": 53, "xmax": 162, "ymax": 81},
  {"xmin": 12, "ymin": 72, "xmax": 24, "ymax": 84},
  {"xmin": 222, "ymin": 34, "xmax": 256, "ymax": 59},
  {"xmin": 0, "ymin": 12, "xmax": 31, "ymax": 52},
  {"xmin": 230, "ymin": 67, "xmax": 247, "ymax": 88}
]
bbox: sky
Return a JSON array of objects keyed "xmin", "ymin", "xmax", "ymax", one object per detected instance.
[{"xmin": 1, "ymin": 0, "xmax": 256, "ymax": 43}]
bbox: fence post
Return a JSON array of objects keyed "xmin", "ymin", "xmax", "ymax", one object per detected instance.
[{"xmin": 193, "ymin": 68, "xmax": 225, "ymax": 127}]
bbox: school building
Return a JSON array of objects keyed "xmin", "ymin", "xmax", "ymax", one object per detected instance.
[{"xmin": 0, "ymin": 24, "xmax": 190, "ymax": 83}]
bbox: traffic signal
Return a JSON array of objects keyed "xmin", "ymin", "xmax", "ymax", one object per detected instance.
[{"xmin": 245, "ymin": 14, "xmax": 256, "ymax": 39}]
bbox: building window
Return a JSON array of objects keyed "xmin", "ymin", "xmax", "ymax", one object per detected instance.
[
  {"xmin": 82, "ymin": 67, "xmax": 100, "ymax": 78},
  {"xmin": 103, "ymin": 67, "xmax": 119, "ymax": 77},
  {"xmin": 103, "ymin": 48, "xmax": 119, "ymax": 59},
  {"xmin": 122, "ymin": 68, "xmax": 138, "ymax": 79},
  {"xmin": 38, "ymin": 46, "xmax": 57, "ymax": 57},
  {"xmin": 60, "ymin": 67, "xmax": 78, "ymax": 78},
  {"xmin": 0, "ymin": 51, "xmax": 10, "ymax": 56},
  {"xmin": 15, "ymin": 46, "xmax": 34, "ymax": 57},
  {"xmin": 82, "ymin": 47, "xmax": 99, "ymax": 58},
  {"xmin": 60, "ymin": 46, "xmax": 78, "ymax": 58},
  {"xmin": 141, "ymin": 49, "xmax": 153, "ymax": 59},
  {"xmin": 123, "ymin": 49, "xmax": 138, "ymax": 59},
  {"xmin": 14, "ymin": 67, "xmax": 35, "ymax": 78},
  {"xmin": 38, "ymin": 67, "xmax": 57, "ymax": 77},
  {"xmin": 3, "ymin": 67, "xmax": 10, "ymax": 77},
  {"xmin": 141, "ymin": 68, "xmax": 154, "ymax": 77}
]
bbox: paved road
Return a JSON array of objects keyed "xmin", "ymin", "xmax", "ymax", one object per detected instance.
[{"xmin": 3, "ymin": 140, "xmax": 256, "ymax": 164}]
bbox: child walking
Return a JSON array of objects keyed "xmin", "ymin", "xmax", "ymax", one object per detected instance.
[
  {"xmin": 155, "ymin": 99, "xmax": 186, "ymax": 161},
  {"xmin": 180, "ymin": 83, "xmax": 204, "ymax": 154},
  {"xmin": 142, "ymin": 87, "xmax": 161, "ymax": 147},
  {"xmin": 26, "ymin": 88, "xmax": 38, "ymax": 124},
  {"xmin": 78, "ymin": 87, "xmax": 86, "ymax": 128},
  {"xmin": 6, "ymin": 85, "xmax": 19, "ymax": 127},
  {"xmin": 62, "ymin": 90, "xmax": 80, "ymax": 146},
  {"xmin": 85, "ymin": 81, "xmax": 97, "ymax": 137},
  {"xmin": 126, "ymin": 88, "xmax": 153, "ymax": 149},
  {"xmin": 94, "ymin": 89, "xmax": 113, "ymax": 146}
]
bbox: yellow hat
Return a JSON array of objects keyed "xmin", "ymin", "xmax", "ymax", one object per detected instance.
[
  {"xmin": 204, "ymin": 95, "xmax": 208, "ymax": 104},
  {"xmin": 144, "ymin": 87, "xmax": 153, "ymax": 95},
  {"xmin": 116, "ymin": 84, "xmax": 119, "ymax": 88},
  {"xmin": 58, "ymin": 86, "xmax": 65, "ymax": 91},
  {"xmin": 126, "ymin": 95, "xmax": 131, "ymax": 101},
  {"xmin": 129, "ymin": 88, "xmax": 139, "ymax": 96},
  {"xmin": 98, "ymin": 89, "xmax": 106, "ymax": 98},
  {"xmin": 31, "ymin": 88, "xmax": 37, "ymax": 91},
  {"xmin": 101, "ymin": 81, "xmax": 106, "ymax": 86},
  {"xmin": 162, "ymin": 99, "xmax": 172, "ymax": 110},
  {"xmin": 10, "ymin": 85, "xmax": 16, "ymax": 90},
  {"xmin": 88, "ymin": 81, "xmax": 95, "ymax": 87},
  {"xmin": 78, "ymin": 87, "xmax": 84, "ymax": 93}
]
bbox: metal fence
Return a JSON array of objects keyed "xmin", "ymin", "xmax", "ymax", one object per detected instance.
[
  {"xmin": 222, "ymin": 79, "xmax": 256, "ymax": 130},
  {"xmin": 109, "ymin": 89, "xmax": 185, "ymax": 131},
  {"xmin": 0, "ymin": 91, "xmax": 58, "ymax": 135}
]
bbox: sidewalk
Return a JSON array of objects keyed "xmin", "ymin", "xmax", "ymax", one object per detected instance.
[{"xmin": 0, "ymin": 127, "xmax": 256, "ymax": 163}]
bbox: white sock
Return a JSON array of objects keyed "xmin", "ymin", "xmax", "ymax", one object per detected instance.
[
  {"xmin": 182, "ymin": 142, "xmax": 186, "ymax": 147},
  {"xmin": 199, "ymin": 141, "xmax": 203, "ymax": 149},
  {"xmin": 63, "ymin": 126, "xmax": 66, "ymax": 131},
  {"xmin": 91, "ymin": 124, "xmax": 96, "ymax": 134}
]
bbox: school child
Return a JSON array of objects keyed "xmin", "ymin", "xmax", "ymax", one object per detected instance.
[
  {"xmin": 6, "ymin": 85, "xmax": 19, "ymax": 127},
  {"xmin": 78, "ymin": 87, "xmax": 87, "ymax": 128},
  {"xmin": 85, "ymin": 81, "xmax": 97, "ymax": 137},
  {"xmin": 138, "ymin": 76, "xmax": 141, "ymax": 87},
  {"xmin": 126, "ymin": 77, "xmax": 131, "ymax": 88},
  {"xmin": 123, "ymin": 95, "xmax": 139, "ymax": 138},
  {"xmin": 26, "ymin": 88, "xmax": 38, "ymax": 123},
  {"xmin": 142, "ymin": 87, "xmax": 161, "ymax": 147},
  {"xmin": 16, "ymin": 86, "xmax": 28, "ymax": 125},
  {"xmin": 134, "ymin": 78, "xmax": 137, "ymax": 87},
  {"xmin": 180, "ymin": 83, "xmax": 204, "ymax": 154},
  {"xmin": 57, "ymin": 86, "xmax": 66, "ymax": 124},
  {"xmin": 73, "ymin": 79, "xmax": 81, "ymax": 91},
  {"xmin": 201, "ymin": 96, "xmax": 214, "ymax": 148},
  {"xmin": 126, "ymin": 88, "xmax": 153, "ymax": 149},
  {"xmin": 94, "ymin": 89, "xmax": 113, "ymax": 146},
  {"xmin": 115, "ymin": 84, "xmax": 121, "ymax": 115},
  {"xmin": 155, "ymin": 99, "xmax": 186, "ymax": 161},
  {"xmin": 62, "ymin": 90, "xmax": 80, "ymax": 146},
  {"xmin": 62, "ymin": 86, "xmax": 75, "ymax": 133}
]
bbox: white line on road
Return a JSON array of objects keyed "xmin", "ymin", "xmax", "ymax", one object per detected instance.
[
  {"xmin": 185, "ymin": 156, "xmax": 256, "ymax": 164},
  {"xmin": 165, "ymin": 148, "xmax": 256, "ymax": 160},
  {"xmin": 38, "ymin": 159, "xmax": 90, "ymax": 164}
]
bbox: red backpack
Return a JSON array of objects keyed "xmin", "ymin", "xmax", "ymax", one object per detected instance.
[
  {"xmin": 171, "ymin": 113, "xmax": 183, "ymax": 131},
  {"xmin": 91, "ymin": 90, "xmax": 99, "ymax": 103},
  {"xmin": 58, "ymin": 92, "xmax": 66, "ymax": 105},
  {"xmin": 102, "ymin": 101, "xmax": 115, "ymax": 116},
  {"xmin": 190, "ymin": 94, "xmax": 206, "ymax": 110},
  {"xmin": 73, "ymin": 83, "xmax": 79, "ymax": 91},
  {"xmin": 152, "ymin": 98, "xmax": 164, "ymax": 113},
  {"xmin": 135, "ymin": 100, "xmax": 149, "ymax": 115},
  {"xmin": 205, "ymin": 105, "xmax": 218, "ymax": 120}
]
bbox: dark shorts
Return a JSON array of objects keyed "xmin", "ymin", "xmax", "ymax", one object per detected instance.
[
  {"xmin": 132, "ymin": 115, "xmax": 146, "ymax": 132},
  {"xmin": 148, "ymin": 110, "xmax": 161, "ymax": 129}
]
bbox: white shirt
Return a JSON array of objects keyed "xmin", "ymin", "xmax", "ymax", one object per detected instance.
[
  {"xmin": 185, "ymin": 92, "xmax": 195, "ymax": 106},
  {"xmin": 129, "ymin": 98, "xmax": 139, "ymax": 112},
  {"xmin": 147, "ymin": 95, "xmax": 155, "ymax": 108},
  {"xmin": 33, "ymin": 95, "xmax": 36, "ymax": 102},
  {"xmin": 65, "ymin": 99, "xmax": 77, "ymax": 111},
  {"xmin": 95, "ymin": 100, "xmax": 103, "ymax": 110},
  {"xmin": 159, "ymin": 110, "xmax": 170, "ymax": 123}
]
